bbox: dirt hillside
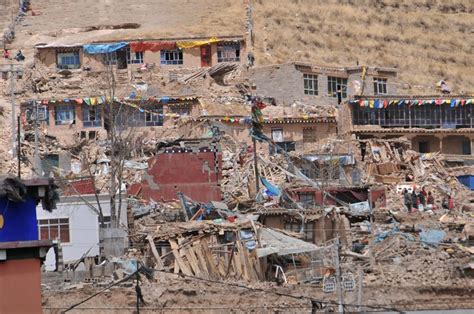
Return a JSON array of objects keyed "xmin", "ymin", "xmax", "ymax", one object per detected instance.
[
  {"xmin": 5, "ymin": 0, "xmax": 473, "ymax": 95},
  {"xmin": 252, "ymin": 0, "xmax": 474, "ymax": 94}
]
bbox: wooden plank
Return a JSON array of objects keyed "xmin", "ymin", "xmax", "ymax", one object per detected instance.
[
  {"xmin": 201, "ymin": 238, "xmax": 220, "ymax": 278},
  {"xmin": 170, "ymin": 240, "xmax": 192, "ymax": 276},
  {"xmin": 185, "ymin": 247, "xmax": 201, "ymax": 277},
  {"xmin": 146, "ymin": 235, "xmax": 164, "ymax": 270},
  {"xmin": 235, "ymin": 239, "xmax": 250, "ymax": 281},
  {"xmin": 169, "ymin": 240, "xmax": 180, "ymax": 273},
  {"xmin": 242, "ymin": 244, "xmax": 258, "ymax": 281},
  {"xmin": 192, "ymin": 242, "xmax": 209, "ymax": 278},
  {"xmin": 232, "ymin": 252, "xmax": 241, "ymax": 278}
]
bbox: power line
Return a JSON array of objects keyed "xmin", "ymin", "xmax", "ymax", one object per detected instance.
[{"xmin": 60, "ymin": 265, "xmax": 403, "ymax": 313}]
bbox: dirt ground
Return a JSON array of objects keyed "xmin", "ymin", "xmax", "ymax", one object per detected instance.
[{"xmin": 42, "ymin": 270, "xmax": 474, "ymax": 313}]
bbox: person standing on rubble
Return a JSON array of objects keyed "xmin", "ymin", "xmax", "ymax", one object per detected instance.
[
  {"xmin": 403, "ymin": 189, "xmax": 412, "ymax": 212},
  {"xmin": 411, "ymin": 189, "xmax": 419, "ymax": 212},
  {"xmin": 448, "ymin": 193, "xmax": 454, "ymax": 211},
  {"xmin": 418, "ymin": 190, "xmax": 426, "ymax": 206},
  {"xmin": 427, "ymin": 192, "xmax": 435, "ymax": 210}
]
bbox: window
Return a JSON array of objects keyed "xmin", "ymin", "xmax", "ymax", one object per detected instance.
[
  {"xmin": 303, "ymin": 74, "xmax": 318, "ymax": 95},
  {"xmin": 126, "ymin": 47, "xmax": 144, "ymax": 64},
  {"xmin": 270, "ymin": 141, "xmax": 296, "ymax": 154},
  {"xmin": 168, "ymin": 104, "xmax": 191, "ymax": 116},
  {"xmin": 299, "ymin": 192, "xmax": 315, "ymax": 204},
  {"xmin": 103, "ymin": 52, "xmax": 117, "ymax": 65},
  {"xmin": 57, "ymin": 51, "xmax": 80, "ymax": 69},
  {"xmin": 327, "ymin": 76, "xmax": 348, "ymax": 98},
  {"xmin": 373, "ymin": 78, "xmax": 388, "ymax": 95},
  {"xmin": 462, "ymin": 141, "xmax": 471, "ymax": 155},
  {"xmin": 271, "ymin": 129, "xmax": 284, "ymax": 142},
  {"xmin": 55, "ymin": 104, "xmax": 75, "ymax": 125},
  {"xmin": 419, "ymin": 141, "xmax": 430, "ymax": 153},
  {"xmin": 82, "ymin": 105, "xmax": 102, "ymax": 127},
  {"xmin": 129, "ymin": 106, "xmax": 164, "ymax": 127},
  {"xmin": 38, "ymin": 218, "xmax": 70, "ymax": 243},
  {"xmin": 303, "ymin": 128, "xmax": 317, "ymax": 143},
  {"xmin": 217, "ymin": 42, "xmax": 240, "ymax": 62},
  {"xmin": 284, "ymin": 222, "xmax": 314, "ymax": 242},
  {"xmin": 160, "ymin": 49, "xmax": 183, "ymax": 65},
  {"xmin": 145, "ymin": 108, "xmax": 163, "ymax": 126}
]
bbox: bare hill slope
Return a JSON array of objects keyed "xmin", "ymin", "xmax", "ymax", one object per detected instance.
[
  {"xmin": 252, "ymin": 0, "xmax": 473, "ymax": 94},
  {"xmin": 4, "ymin": 0, "xmax": 473, "ymax": 95}
]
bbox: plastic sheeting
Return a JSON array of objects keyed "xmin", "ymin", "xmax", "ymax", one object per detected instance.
[
  {"xmin": 257, "ymin": 228, "xmax": 321, "ymax": 258},
  {"xmin": 260, "ymin": 177, "xmax": 281, "ymax": 197},
  {"xmin": 177, "ymin": 37, "xmax": 220, "ymax": 49},
  {"xmin": 130, "ymin": 41, "xmax": 176, "ymax": 52},
  {"xmin": 349, "ymin": 201, "xmax": 370, "ymax": 216},
  {"xmin": 420, "ymin": 229, "xmax": 446, "ymax": 248},
  {"xmin": 83, "ymin": 42, "xmax": 128, "ymax": 54},
  {"xmin": 374, "ymin": 227, "xmax": 415, "ymax": 244}
]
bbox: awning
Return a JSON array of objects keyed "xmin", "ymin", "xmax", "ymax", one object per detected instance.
[
  {"xmin": 130, "ymin": 41, "xmax": 176, "ymax": 52},
  {"xmin": 83, "ymin": 42, "xmax": 128, "ymax": 54},
  {"xmin": 256, "ymin": 228, "xmax": 321, "ymax": 258},
  {"xmin": 177, "ymin": 37, "xmax": 220, "ymax": 49}
]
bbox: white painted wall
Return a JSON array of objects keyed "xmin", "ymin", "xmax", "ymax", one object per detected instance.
[{"xmin": 37, "ymin": 194, "xmax": 127, "ymax": 271}]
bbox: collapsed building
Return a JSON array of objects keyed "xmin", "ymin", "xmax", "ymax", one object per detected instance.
[{"xmin": 0, "ymin": 6, "xmax": 472, "ymax": 308}]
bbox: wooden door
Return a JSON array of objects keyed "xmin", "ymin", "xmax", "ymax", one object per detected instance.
[{"xmin": 200, "ymin": 45, "xmax": 211, "ymax": 67}]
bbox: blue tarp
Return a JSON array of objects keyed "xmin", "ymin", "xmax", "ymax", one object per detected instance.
[
  {"xmin": 374, "ymin": 227, "xmax": 415, "ymax": 244},
  {"xmin": 260, "ymin": 177, "xmax": 281, "ymax": 197},
  {"xmin": 457, "ymin": 175, "xmax": 474, "ymax": 190},
  {"xmin": 83, "ymin": 42, "xmax": 128, "ymax": 54},
  {"xmin": 420, "ymin": 229, "xmax": 446, "ymax": 248}
]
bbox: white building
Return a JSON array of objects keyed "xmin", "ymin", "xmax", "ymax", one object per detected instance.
[{"xmin": 37, "ymin": 194, "xmax": 128, "ymax": 271}]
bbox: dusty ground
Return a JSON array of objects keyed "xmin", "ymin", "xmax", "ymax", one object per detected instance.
[
  {"xmin": 42, "ymin": 269, "xmax": 474, "ymax": 313},
  {"xmin": 10, "ymin": 0, "xmax": 246, "ymax": 49}
]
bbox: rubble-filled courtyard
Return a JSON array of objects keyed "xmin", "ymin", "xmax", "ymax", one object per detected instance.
[{"xmin": 0, "ymin": 0, "xmax": 473, "ymax": 313}]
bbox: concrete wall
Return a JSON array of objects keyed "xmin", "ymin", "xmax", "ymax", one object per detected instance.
[
  {"xmin": 347, "ymin": 71, "xmax": 397, "ymax": 96},
  {"xmin": 40, "ymin": 102, "xmax": 105, "ymax": 145},
  {"xmin": 411, "ymin": 135, "xmax": 441, "ymax": 153},
  {"xmin": 251, "ymin": 64, "xmax": 398, "ymax": 106},
  {"xmin": 188, "ymin": 120, "xmax": 337, "ymax": 155},
  {"xmin": 37, "ymin": 48, "xmax": 57, "ymax": 67},
  {"xmin": 0, "ymin": 258, "xmax": 42, "ymax": 313},
  {"xmin": 356, "ymin": 132, "xmax": 474, "ymax": 156},
  {"xmin": 37, "ymin": 195, "xmax": 127, "ymax": 270},
  {"xmin": 38, "ymin": 41, "xmax": 246, "ymax": 71},
  {"xmin": 441, "ymin": 135, "xmax": 471, "ymax": 155}
]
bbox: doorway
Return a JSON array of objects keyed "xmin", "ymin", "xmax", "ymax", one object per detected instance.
[
  {"xmin": 116, "ymin": 49, "xmax": 128, "ymax": 69},
  {"xmin": 201, "ymin": 45, "xmax": 211, "ymax": 67}
]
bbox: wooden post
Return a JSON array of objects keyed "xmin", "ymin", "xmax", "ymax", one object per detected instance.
[
  {"xmin": 368, "ymin": 189, "xmax": 375, "ymax": 271},
  {"xmin": 253, "ymin": 137, "xmax": 259, "ymax": 193}
]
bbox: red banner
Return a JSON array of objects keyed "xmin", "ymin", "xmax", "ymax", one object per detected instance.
[{"xmin": 130, "ymin": 41, "xmax": 177, "ymax": 52}]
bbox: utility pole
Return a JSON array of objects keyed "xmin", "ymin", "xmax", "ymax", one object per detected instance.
[
  {"xmin": 10, "ymin": 63, "xmax": 17, "ymax": 157},
  {"xmin": 33, "ymin": 100, "xmax": 42, "ymax": 176},
  {"xmin": 368, "ymin": 189, "xmax": 375, "ymax": 270},
  {"xmin": 17, "ymin": 115, "xmax": 21, "ymax": 178},
  {"xmin": 334, "ymin": 237, "xmax": 344, "ymax": 313},
  {"xmin": 253, "ymin": 137, "xmax": 259, "ymax": 193}
]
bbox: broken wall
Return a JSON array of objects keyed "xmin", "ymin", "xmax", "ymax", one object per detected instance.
[{"xmin": 140, "ymin": 143, "xmax": 222, "ymax": 202}]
